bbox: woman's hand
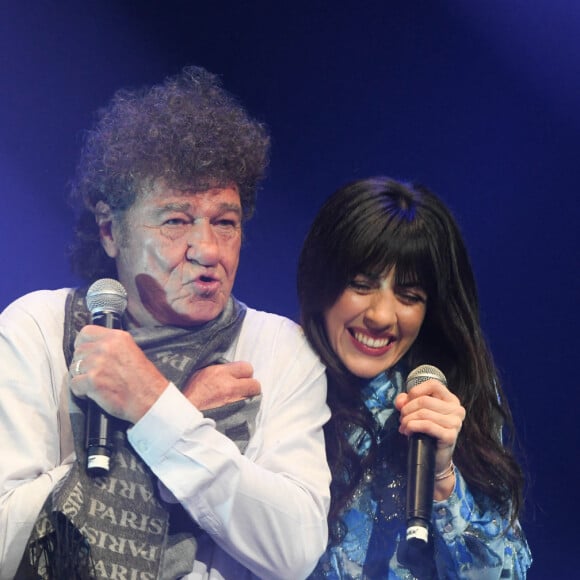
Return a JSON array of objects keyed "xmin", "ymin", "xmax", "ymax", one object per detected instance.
[{"xmin": 394, "ymin": 379, "xmax": 465, "ymax": 500}]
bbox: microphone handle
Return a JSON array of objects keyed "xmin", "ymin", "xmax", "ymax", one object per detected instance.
[
  {"xmin": 406, "ymin": 433, "xmax": 436, "ymax": 543},
  {"xmin": 85, "ymin": 310, "xmax": 122, "ymax": 476},
  {"xmin": 86, "ymin": 402, "xmax": 113, "ymax": 476}
]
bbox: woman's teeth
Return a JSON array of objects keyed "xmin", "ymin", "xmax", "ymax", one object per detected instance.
[{"xmin": 353, "ymin": 332, "xmax": 391, "ymax": 348}]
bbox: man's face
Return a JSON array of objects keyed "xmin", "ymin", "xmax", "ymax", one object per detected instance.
[{"xmin": 101, "ymin": 182, "xmax": 242, "ymax": 327}]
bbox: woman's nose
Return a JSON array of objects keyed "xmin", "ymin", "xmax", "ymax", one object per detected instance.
[{"xmin": 364, "ymin": 289, "xmax": 397, "ymax": 329}]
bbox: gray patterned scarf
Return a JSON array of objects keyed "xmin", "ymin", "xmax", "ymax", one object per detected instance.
[{"xmin": 18, "ymin": 287, "xmax": 261, "ymax": 579}]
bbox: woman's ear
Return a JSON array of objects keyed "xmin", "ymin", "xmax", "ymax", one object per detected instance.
[{"xmin": 95, "ymin": 201, "xmax": 119, "ymax": 258}]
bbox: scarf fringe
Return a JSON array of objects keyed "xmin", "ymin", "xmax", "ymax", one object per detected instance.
[{"xmin": 26, "ymin": 513, "xmax": 95, "ymax": 580}]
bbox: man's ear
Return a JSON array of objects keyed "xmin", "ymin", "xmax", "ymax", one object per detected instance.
[{"xmin": 95, "ymin": 201, "xmax": 120, "ymax": 258}]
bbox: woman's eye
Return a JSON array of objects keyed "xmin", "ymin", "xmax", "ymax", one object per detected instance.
[
  {"xmin": 349, "ymin": 278, "xmax": 374, "ymax": 292},
  {"xmin": 398, "ymin": 290, "xmax": 427, "ymax": 304}
]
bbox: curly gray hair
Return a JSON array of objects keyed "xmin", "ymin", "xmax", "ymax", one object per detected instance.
[{"xmin": 69, "ymin": 65, "xmax": 270, "ymax": 281}]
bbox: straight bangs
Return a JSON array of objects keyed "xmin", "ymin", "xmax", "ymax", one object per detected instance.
[
  {"xmin": 334, "ymin": 194, "xmax": 437, "ymax": 300},
  {"xmin": 388, "ymin": 225, "xmax": 438, "ymax": 299}
]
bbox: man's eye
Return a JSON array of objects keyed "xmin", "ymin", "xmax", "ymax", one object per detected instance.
[
  {"xmin": 164, "ymin": 218, "xmax": 189, "ymax": 226},
  {"xmin": 213, "ymin": 219, "xmax": 241, "ymax": 238},
  {"xmin": 159, "ymin": 219, "xmax": 191, "ymax": 240},
  {"xmin": 215, "ymin": 219, "xmax": 237, "ymax": 228}
]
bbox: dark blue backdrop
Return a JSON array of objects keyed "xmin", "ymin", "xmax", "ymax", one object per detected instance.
[{"xmin": 2, "ymin": 1, "xmax": 578, "ymax": 577}]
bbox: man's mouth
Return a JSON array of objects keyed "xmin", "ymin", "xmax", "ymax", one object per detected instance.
[
  {"xmin": 192, "ymin": 275, "xmax": 220, "ymax": 296},
  {"xmin": 198, "ymin": 274, "xmax": 217, "ymax": 283}
]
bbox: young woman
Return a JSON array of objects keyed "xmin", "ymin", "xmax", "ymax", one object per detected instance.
[{"xmin": 298, "ymin": 177, "xmax": 532, "ymax": 579}]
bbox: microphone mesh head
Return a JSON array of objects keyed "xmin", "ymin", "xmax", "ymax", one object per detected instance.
[
  {"xmin": 406, "ymin": 364, "xmax": 447, "ymax": 390},
  {"xmin": 86, "ymin": 278, "xmax": 128, "ymax": 316}
]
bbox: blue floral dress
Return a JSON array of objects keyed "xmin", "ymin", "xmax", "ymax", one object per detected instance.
[{"xmin": 309, "ymin": 366, "xmax": 532, "ymax": 579}]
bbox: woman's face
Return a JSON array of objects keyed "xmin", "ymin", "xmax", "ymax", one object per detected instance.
[{"xmin": 324, "ymin": 268, "xmax": 427, "ymax": 379}]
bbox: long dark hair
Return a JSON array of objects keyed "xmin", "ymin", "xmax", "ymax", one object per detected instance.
[{"xmin": 297, "ymin": 177, "xmax": 524, "ymax": 534}]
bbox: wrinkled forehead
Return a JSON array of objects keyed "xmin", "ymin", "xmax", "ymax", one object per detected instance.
[
  {"xmin": 130, "ymin": 180, "xmax": 241, "ymax": 209},
  {"xmin": 137, "ymin": 177, "xmax": 239, "ymax": 199},
  {"xmin": 112, "ymin": 184, "xmax": 242, "ymax": 236}
]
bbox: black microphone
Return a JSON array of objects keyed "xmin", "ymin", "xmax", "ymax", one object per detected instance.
[
  {"xmin": 405, "ymin": 364, "xmax": 447, "ymax": 545},
  {"xmin": 84, "ymin": 278, "xmax": 128, "ymax": 477}
]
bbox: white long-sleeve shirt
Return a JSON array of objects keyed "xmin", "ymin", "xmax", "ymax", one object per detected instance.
[{"xmin": 0, "ymin": 289, "xmax": 331, "ymax": 579}]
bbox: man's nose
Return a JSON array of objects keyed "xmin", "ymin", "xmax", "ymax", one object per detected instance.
[{"xmin": 186, "ymin": 220, "xmax": 219, "ymax": 266}]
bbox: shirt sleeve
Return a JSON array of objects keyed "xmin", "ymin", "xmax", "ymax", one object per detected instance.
[
  {"xmin": 432, "ymin": 469, "xmax": 532, "ymax": 579},
  {"xmin": 0, "ymin": 290, "xmax": 74, "ymax": 580},
  {"xmin": 127, "ymin": 311, "xmax": 332, "ymax": 580}
]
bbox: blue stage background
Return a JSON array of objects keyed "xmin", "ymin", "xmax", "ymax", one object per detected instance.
[{"xmin": 2, "ymin": 2, "xmax": 578, "ymax": 576}]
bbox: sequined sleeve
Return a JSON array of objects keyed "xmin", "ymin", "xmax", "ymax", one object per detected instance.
[{"xmin": 432, "ymin": 469, "xmax": 532, "ymax": 579}]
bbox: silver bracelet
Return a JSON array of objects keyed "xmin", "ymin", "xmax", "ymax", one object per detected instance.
[{"xmin": 435, "ymin": 460, "xmax": 455, "ymax": 481}]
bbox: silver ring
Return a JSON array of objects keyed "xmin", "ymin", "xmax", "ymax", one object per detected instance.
[{"xmin": 74, "ymin": 359, "xmax": 83, "ymax": 376}]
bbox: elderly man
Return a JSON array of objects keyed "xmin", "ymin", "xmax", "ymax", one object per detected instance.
[{"xmin": 0, "ymin": 67, "xmax": 330, "ymax": 579}]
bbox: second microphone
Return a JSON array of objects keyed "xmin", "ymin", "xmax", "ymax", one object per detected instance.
[{"xmin": 83, "ymin": 278, "xmax": 128, "ymax": 477}]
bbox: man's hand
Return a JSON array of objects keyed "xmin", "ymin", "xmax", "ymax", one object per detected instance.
[
  {"xmin": 69, "ymin": 325, "xmax": 169, "ymax": 424},
  {"xmin": 183, "ymin": 361, "xmax": 261, "ymax": 410}
]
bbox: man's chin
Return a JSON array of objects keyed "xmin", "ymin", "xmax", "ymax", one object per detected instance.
[{"xmin": 167, "ymin": 299, "xmax": 225, "ymax": 327}]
